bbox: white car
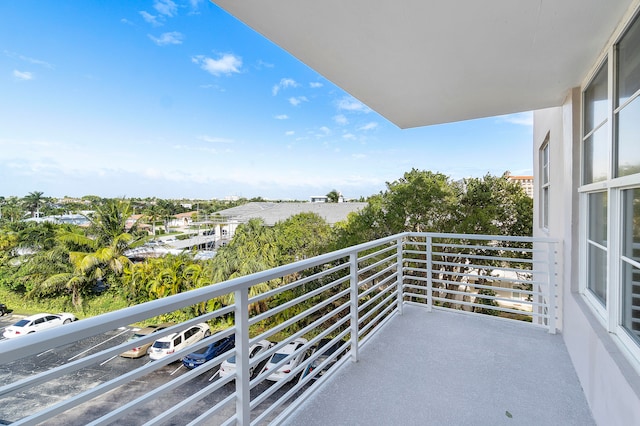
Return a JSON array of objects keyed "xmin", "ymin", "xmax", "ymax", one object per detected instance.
[
  {"xmin": 2, "ymin": 313, "xmax": 77, "ymax": 338},
  {"xmin": 263, "ymin": 338, "xmax": 309, "ymax": 382},
  {"xmin": 219, "ymin": 339, "xmax": 275, "ymax": 379},
  {"xmin": 148, "ymin": 322, "xmax": 210, "ymax": 361}
]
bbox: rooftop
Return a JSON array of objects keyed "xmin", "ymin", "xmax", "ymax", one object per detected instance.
[{"xmin": 210, "ymin": 201, "xmax": 367, "ymax": 226}]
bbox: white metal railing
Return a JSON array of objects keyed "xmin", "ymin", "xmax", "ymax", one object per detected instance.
[{"xmin": 0, "ymin": 232, "xmax": 558, "ymax": 425}]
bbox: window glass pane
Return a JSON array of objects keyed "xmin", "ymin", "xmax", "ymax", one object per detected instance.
[
  {"xmin": 584, "ymin": 61, "xmax": 608, "ymax": 134},
  {"xmin": 587, "ymin": 192, "xmax": 607, "ymax": 304},
  {"xmin": 583, "ymin": 125, "xmax": 609, "ymax": 183},
  {"xmin": 542, "ymin": 144, "xmax": 549, "ymax": 184},
  {"xmin": 617, "ymin": 15, "xmax": 640, "ymax": 107},
  {"xmin": 588, "ymin": 244, "xmax": 608, "ymax": 304},
  {"xmin": 617, "ymin": 96, "xmax": 640, "ymax": 177},
  {"xmin": 588, "ymin": 192, "xmax": 608, "ymax": 246},
  {"xmin": 621, "ymin": 261, "xmax": 640, "ymax": 344},
  {"xmin": 542, "ymin": 187, "xmax": 549, "ymax": 229}
]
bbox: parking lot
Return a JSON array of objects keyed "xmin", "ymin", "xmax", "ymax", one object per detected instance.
[{"xmin": 0, "ymin": 314, "xmax": 301, "ymax": 425}]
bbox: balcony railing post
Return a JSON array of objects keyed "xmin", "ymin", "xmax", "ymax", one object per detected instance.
[
  {"xmin": 397, "ymin": 236, "xmax": 404, "ymax": 315},
  {"xmin": 234, "ymin": 288, "xmax": 251, "ymax": 424},
  {"xmin": 350, "ymin": 252, "xmax": 359, "ymax": 362},
  {"xmin": 547, "ymin": 243, "xmax": 557, "ymax": 334},
  {"xmin": 426, "ymin": 235, "xmax": 433, "ymax": 312}
]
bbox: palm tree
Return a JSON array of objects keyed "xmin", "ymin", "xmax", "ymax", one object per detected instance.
[{"xmin": 22, "ymin": 191, "xmax": 45, "ymax": 218}]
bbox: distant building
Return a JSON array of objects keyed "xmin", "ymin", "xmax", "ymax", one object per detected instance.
[{"xmin": 506, "ymin": 174, "xmax": 533, "ymax": 198}]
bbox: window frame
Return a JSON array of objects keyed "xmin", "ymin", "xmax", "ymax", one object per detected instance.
[
  {"xmin": 579, "ymin": 9, "xmax": 640, "ymax": 367},
  {"xmin": 540, "ymin": 135, "xmax": 550, "ymax": 231}
]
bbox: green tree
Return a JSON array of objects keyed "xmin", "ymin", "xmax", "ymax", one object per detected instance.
[
  {"xmin": 274, "ymin": 212, "xmax": 332, "ymax": 264},
  {"xmin": 22, "ymin": 191, "xmax": 46, "ymax": 218},
  {"xmin": 326, "ymin": 189, "xmax": 340, "ymax": 203}
]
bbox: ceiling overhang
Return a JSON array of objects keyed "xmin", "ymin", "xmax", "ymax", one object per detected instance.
[{"xmin": 211, "ymin": 0, "xmax": 634, "ymax": 128}]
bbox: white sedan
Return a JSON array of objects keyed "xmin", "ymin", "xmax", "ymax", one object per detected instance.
[
  {"xmin": 2, "ymin": 313, "xmax": 77, "ymax": 338},
  {"xmin": 219, "ymin": 339, "xmax": 275, "ymax": 379}
]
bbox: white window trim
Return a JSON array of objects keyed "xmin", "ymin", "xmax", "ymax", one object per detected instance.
[
  {"xmin": 579, "ymin": 8, "xmax": 640, "ymax": 371},
  {"xmin": 540, "ymin": 135, "xmax": 550, "ymax": 232}
]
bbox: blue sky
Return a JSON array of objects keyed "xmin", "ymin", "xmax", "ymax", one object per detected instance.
[{"xmin": 0, "ymin": 0, "xmax": 533, "ymax": 201}]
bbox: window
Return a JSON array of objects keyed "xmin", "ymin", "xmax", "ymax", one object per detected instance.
[
  {"xmin": 581, "ymin": 12, "xmax": 640, "ymax": 361},
  {"xmin": 540, "ymin": 137, "xmax": 550, "ymax": 229}
]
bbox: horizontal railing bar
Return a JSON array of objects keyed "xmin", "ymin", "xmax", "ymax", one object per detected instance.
[
  {"xmin": 357, "ymin": 242, "xmax": 398, "ymax": 264},
  {"xmin": 358, "ymin": 263, "xmax": 398, "ymax": 288},
  {"xmin": 431, "ymin": 296, "xmax": 546, "ymax": 318},
  {"xmin": 249, "ymin": 277, "xmax": 348, "ymax": 326},
  {"xmin": 186, "ymin": 392, "xmax": 236, "ymax": 426},
  {"xmin": 359, "ymin": 282, "xmax": 398, "ymax": 312},
  {"xmin": 433, "ymin": 274, "xmax": 547, "ymax": 294},
  {"xmin": 431, "ymin": 260, "xmax": 539, "ymax": 275},
  {"xmin": 432, "ymin": 251, "xmax": 535, "ymax": 264},
  {"xmin": 358, "ymin": 251, "xmax": 398, "ymax": 275},
  {"xmin": 248, "ymin": 261, "xmax": 349, "ymax": 305},
  {"xmin": 359, "ymin": 272, "xmax": 397, "ymax": 299},
  {"xmin": 358, "ymin": 288, "xmax": 398, "ymax": 325},
  {"xmin": 359, "ymin": 299, "xmax": 398, "ymax": 337},
  {"xmin": 431, "ymin": 274, "xmax": 548, "ymax": 287},
  {"xmin": 250, "ymin": 289, "xmax": 350, "ymax": 346},
  {"xmin": 433, "ymin": 287, "xmax": 545, "ymax": 307},
  {"xmin": 403, "ymin": 280, "xmax": 539, "ymax": 298}
]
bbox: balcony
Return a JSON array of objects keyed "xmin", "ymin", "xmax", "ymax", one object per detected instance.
[{"xmin": 0, "ymin": 233, "xmax": 593, "ymax": 425}]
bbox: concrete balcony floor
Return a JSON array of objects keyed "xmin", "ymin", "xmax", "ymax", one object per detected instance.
[{"xmin": 284, "ymin": 305, "xmax": 594, "ymax": 426}]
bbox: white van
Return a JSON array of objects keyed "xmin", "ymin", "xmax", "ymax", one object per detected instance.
[{"xmin": 148, "ymin": 322, "xmax": 210, "ymax": 361}]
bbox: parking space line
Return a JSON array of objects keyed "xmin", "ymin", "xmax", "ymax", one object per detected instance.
[
  {"xmin": 37, "ymin": 349, "xmax": 53, "ymax": 357},
  {"xmin": 170, "ymin": 365, "xmax": 183, "ymax": 376},
  {"xmin": 209, "ymin": 370, "xmax": 219, "ymax": 381},
  {"xmin": 68, "ymin": 328, "xmax": 131, "ymax": 361},
  {"xmin": 100, "ymin": 355, "xmax": 119, "ymax": 366}
]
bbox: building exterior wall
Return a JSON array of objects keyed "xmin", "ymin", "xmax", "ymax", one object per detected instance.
[{"xmin": 534, "ymin": 88, "xmax": 640, "ymax": 425}]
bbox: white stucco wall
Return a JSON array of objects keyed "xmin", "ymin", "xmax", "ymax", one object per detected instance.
[{"xmin": 533, "ymin": 91, "xmax": 640, "ymax": 426}]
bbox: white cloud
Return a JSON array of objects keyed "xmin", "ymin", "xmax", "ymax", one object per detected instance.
[
  {"xmin": 319, "ymin": 126, "xmax": 331, "ymax": 135},
  {"xmin": 4, "ymin": 51, "xmax": 53, "ymax": 69},
  {"xmin": 154, "ymin": 0, "xmax": 177, "ymax": 17},
  {"xmin": 192, "ymin": 54, "xmax": 242, "ymax": 76},
  {"xmin": 121, "ymin": 18, "xmax": 134, "ymax": 25},
  {"xmin": 285, "ymin": 131, "xmax": 295, "ymax": 136},
  {"xmin": 498, "ymin": 111, "xmax": 533, "ymax": 127},
  {"xmin": 274, "ymin": 114, "xmax": 289, "ymax": 120},
  {"xmin": 148, "ymin": 31, "xmax": 184, "ymax": 46},
  {"xmin": 13, "ymin": 70, "xmax": 33, "ymax": 81},
  {"xmin": 140, "ymin": 11, "xmax": 161, "ymax": 26},
  {"xmin": 358, "ymin": 122, "xmax": 378, "ymax": 131},
  {"xmin": 309, "ymin": 82, "xmax": 323, "ymax": 88},
  {"xmin": 352, "ymin": 153, "xmax": 367, "ymax": 159},
  {"xmin": 337, "ymin": 96, "xmax": 370, "ymax": 113},
  {"xmin": 342, "ymin": 133, "xmax": 356, "ymax": 140},
  {"xmin": 198, "ymin": 135, "xmax": 234, "ymax": 144},
  {"xmin": 272, "ymin": 78, "xmax": 298, "ymax": 96},
  {"xmin": 333, "ymin": 114, "xmax": 348, "ymax": 125},
  {"xmin": 289, "ymin": 96, "xmax": 308, "ymax": 106}
]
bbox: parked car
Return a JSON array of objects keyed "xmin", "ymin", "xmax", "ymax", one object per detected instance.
[
  {"xmin": 120, "ymin": 322, "xmax": 175, "ymax": 358},
  {"xmin": 218, "ymin": 339, "xmax": 275, "ymax": 379},
  {"xmin": 182, "ymin": 334, "xmax": 235, "ymax": 369},
  {"xmin": 0, "ymin": 303, "xmax": 7, "ymax": 316},
  {"xmin": 300, "ymin": 338, "xmax": 345, "ymax": 381},
  {"xmin": 148, "ymin": 323, "xmax": 210, "ymax": 361},
  {"xmin": 262, "ymin": 338, "xmax": 309, "ymax": 382},
  {"xmin": 2, "ymin": 313, "xmax": 77, "ymax": 339}
]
